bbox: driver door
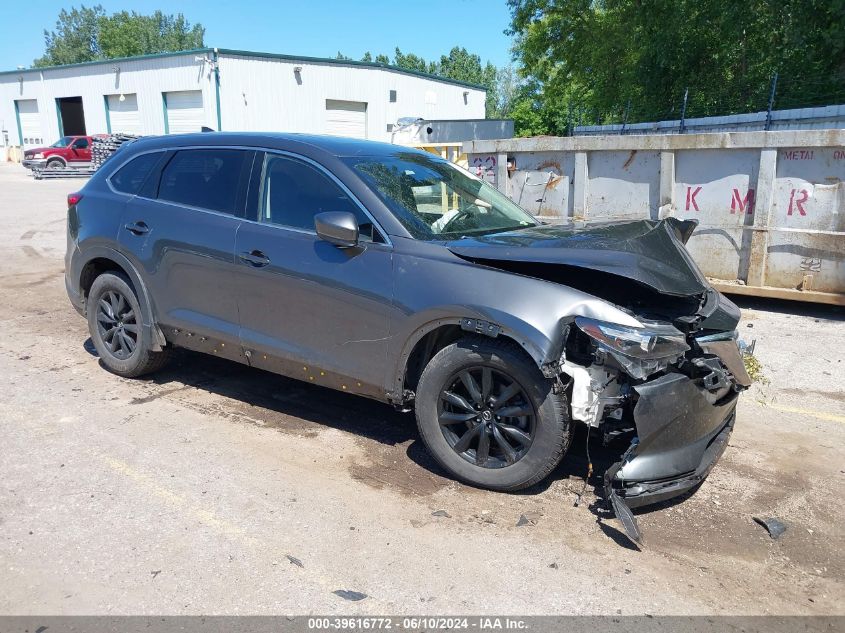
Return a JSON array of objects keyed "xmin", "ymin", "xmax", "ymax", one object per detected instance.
[
  {"xmin": 234, "ymin": 152, "xmax": 395, "ymax": 398},
  {"xmin": 69, "ymin": 137, "xmax": 91, "ymax": 165}
]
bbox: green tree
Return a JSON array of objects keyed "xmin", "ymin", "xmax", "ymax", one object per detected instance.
[
  {"xmin": 98, "ymin": 11, "xmax": 204, "ymax": 59},
  {"xmin": 507, "ymin": 0, "xmax": 845, "ymax": 135},
  {"xmin": 34, "ymin": 5, "xmax": 105, "ymax": 66},
  {"xmin": 491, "ymin": 65, "xmax": 519, "ymax": 119},
  {"xmin": 432, "ymin": 47, "xmax": 499, "ymax": 115},
  {"xmin": 361, "ymin": 51, "xmax": 373, "ymax": 62},
  {"xmin": 34, "ymin": 4, "xmax": 204, "ymax": 67},
  {"xmin": 393, "ymin": 47, "xmax": 430, "ymax": 73}
]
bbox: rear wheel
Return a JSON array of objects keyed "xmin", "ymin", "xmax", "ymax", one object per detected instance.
[
  {"xmin": 86, "ymin": 272, "xmax": 170, "ymax": 377},
  {"xmin": 415, "ymin": 337, "xmax": 571, "ymax": 491}
]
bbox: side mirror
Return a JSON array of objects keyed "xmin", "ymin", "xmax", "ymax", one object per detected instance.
[{"xmin": 315, "ymin": 211, "xmax": 359, "ymax": 248}]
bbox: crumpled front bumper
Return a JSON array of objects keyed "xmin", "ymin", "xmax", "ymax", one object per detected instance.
[
  {"xmin": 607, "ymin": 372, "xmax": 739, "ymax": 508},
  {"xmin": 601, "ymin": 371, "xmax": 739, "ymax": 547}
]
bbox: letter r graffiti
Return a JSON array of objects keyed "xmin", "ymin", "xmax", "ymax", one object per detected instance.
[
  {"xmin": 686, "ymin": 186, "xmax": 701, "ymax": 211},
  {"xmin": 788, "ymin": 189, "xmax": 809, "ymax": 216}
]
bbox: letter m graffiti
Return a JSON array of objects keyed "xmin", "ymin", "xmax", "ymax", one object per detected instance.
[{"xmin": 731, "ymin": 188, "xmax": 755, "ymax": 214}]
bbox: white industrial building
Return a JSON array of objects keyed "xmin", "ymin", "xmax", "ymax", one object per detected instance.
[{"xmin": 0, "ymin": 47, "xmax": 487, "ymax": 149}]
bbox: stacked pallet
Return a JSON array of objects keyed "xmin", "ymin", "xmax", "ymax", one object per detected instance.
[
  {"xmin": 92, "ymin": 133, "xmax": 141, "ymax": 170},
  {"xmin": 33, "ymin": 167, "xmax": 94, "ymax": 180}
]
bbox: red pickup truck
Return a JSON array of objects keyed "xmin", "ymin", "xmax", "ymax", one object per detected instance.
[{"xmin": 23, "ymin": 135, "xmax": 96, "ymax": 170}]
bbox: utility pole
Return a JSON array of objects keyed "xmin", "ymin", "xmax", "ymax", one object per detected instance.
[{"xmin": 679, "ymin": 88, "xmax": 689, "ymax": 134}]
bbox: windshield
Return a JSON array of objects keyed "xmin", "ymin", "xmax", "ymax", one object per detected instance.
[
  {"xmin": 344, "ymin": 152, "xmax": 538, "ymax": 240},
  {"xmin": 51, "ymin": 136, "xmax": 74, "ymax": 148}
]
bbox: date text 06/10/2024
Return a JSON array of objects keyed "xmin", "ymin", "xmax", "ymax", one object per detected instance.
[{"xmin": 307, "ymin": 617, "xmax": 528, "ymax": 630}]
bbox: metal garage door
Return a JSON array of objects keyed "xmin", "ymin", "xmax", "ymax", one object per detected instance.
[
  {"xmin": 107, "ymin": 94, "xmax": 142, "ymax": 135},
  {"xmin": 325, "ymin": 100, "xmax": 367, "ymax": 138},
  {"xmin": 16, "ymin": 99, "xmax": 43, "ymax": 147},
  {"xmin": 164, "ymin": 90, "xmax": 204, "ymax": 134}
]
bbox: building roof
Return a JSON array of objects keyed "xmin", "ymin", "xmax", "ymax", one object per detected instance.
[{"xmin": 0, "ymin": 47, "xmax": 488, "ymax": 92}]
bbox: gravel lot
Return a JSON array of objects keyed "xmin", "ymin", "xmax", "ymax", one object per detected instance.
[{"xmin": 0, "ymin": 161, "xmax": 843, "ymax": 615}]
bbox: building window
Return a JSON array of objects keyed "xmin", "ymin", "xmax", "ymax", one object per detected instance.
[
  {"xmin": 389, "ymin": 90, "xmax": 397, "ymax": 103},
  {"xmin": 386, "ymin": 124, "xmax": 394, "ymax": 132}
]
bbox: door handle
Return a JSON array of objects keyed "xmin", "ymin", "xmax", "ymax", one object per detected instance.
[
  {"xmin": 239, "ymin": 250, "xmax": 271, "ymax": 267},
  {"xmin": 124, "ymin": 221, "xmax": 149, "ymax": 235}
]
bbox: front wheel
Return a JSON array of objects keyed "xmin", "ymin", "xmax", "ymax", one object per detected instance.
[{"xmin": 415, "ymin": 337, "xmax": 571, "ymax": 491}]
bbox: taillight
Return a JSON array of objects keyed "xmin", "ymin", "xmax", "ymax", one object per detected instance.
[{"xmin": 67, "ymin": 192, "xmax": 83, "ymax": 207}]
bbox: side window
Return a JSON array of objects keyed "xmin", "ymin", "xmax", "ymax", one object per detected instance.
[
  {"xmin": 158, "ymin": 149, "xmax": 249, "ymax": 215},
  {"xmin": 110, "ymin": 152, "xmax": 162, "ymax": 195},
  {"xmin": 73, "ymin": 138, "xmax": 89, "ymax": 149},
  {"xmin": 260, "ymin": 155, "xmax": 378, "ymax": 241}
]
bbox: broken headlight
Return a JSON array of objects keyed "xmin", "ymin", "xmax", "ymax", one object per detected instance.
[{"xmin": 574, "ymin": 317, "xmax": 690, "ymax": 379}]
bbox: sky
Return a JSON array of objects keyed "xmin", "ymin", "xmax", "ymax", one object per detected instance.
[{"xmin": 0, "ymin": 0, "xmax": 516, "ymax": 71}]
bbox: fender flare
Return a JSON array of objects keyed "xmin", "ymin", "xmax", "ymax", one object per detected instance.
[
  {"xmin": 45, "ymin": 155, "xmax": 68, "ymax": 166},
  {"xmin": 77, "ymin": 246, "xmax": 166, "ymax": 350},
  {"xmin": 388, "ymin": 313, "xmax": 559, "ymax": 403}
]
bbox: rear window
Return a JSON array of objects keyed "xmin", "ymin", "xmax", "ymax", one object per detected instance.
[
  {"xmin": 158, "ymin": 149, "xmax": 249, "ymax": 215},
  {"xmin": 110, "ymin": 152, "xmax": 162, "ymax": 195}
]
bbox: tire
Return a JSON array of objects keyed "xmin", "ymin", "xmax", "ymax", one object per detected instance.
[
  {"xmin": 86, "ymin": 272, "xmax": 170, "ymax": 377},
  {"xmin": 46, "ymin": 158, "xmax": 64, "ymax": 170},
  {"xmin": 415, "ymin": 337, "xmax": 571, "ymax": 491}
]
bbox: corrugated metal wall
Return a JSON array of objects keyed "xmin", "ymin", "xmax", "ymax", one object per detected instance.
[
  {"xmin": 0, "ymin": 53, "xmax": 216, "ymax": 147},
  {"xmin": 0, "ymin": 51, "xmax": 486, "ymax": 148},
  {"xmin": 216, "ymin": 53, "xmax": 485, "ymax": 141},
  {"xmin": 464, "ymin": 130, "xmax": 845, "ymax": 305}
]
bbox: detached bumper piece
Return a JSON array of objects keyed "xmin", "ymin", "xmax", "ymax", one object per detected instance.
[{"xmin": 604, "ymin": 373, "xmax": 738, "ymax": 546}]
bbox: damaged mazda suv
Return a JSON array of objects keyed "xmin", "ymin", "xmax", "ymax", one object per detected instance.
[{"xmin": 66, "ymin": 133, "xmax": 749, "ymax": 524}]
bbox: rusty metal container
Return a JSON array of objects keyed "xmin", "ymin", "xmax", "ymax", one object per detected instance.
[{"xmin": 464, "ymin": 130, "xmax": 845, "ymax": 305}]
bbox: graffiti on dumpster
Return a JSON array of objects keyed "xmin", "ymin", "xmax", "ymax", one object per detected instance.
[
  {"xmin": 683, "ymin": 185, "xmax": 813, "ymax": 216},
  {"xmin": 684, "ymin": 186, "xmax": 757, "ymax": 214},
  {"xmin": 799, "ymin": 257, "xmax": 823, "ymax": 272},
  {"xmin": 471, "ymin": 155, "xmax": 496, "ymax": 175},
  {"xmin": 685, "ymin": 186, "xmax": 702, "ymax": 211},
  {"xmin": 730, "ymin": 188, "xmax": 755, "ymax": 214},
  {"xmin": 787, "ymin": 189, "xmax": 810, "ymax": 216}
]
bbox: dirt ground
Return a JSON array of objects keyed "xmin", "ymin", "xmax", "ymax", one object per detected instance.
[{"xmin": 0, "ymin": 162, "xmax": 843, "ymax": 615}]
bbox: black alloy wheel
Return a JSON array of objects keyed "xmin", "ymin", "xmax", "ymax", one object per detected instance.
[
  {"xmin": 438, "ymin": 366, "xmax": 536, "ymax": 469},
  {"xmin": 95, "ymin": 289, "xmax": 139, "ymax": 360},
  {"xmin": 97, "ymin": 290, "xmax": 138, "ymax": 360}
]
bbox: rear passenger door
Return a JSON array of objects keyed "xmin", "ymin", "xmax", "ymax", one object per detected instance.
[{"xmin": 117, "ymin": 147, "xmax": 255, "ymax": 358}]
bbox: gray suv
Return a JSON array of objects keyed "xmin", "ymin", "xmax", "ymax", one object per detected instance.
[{"xmin": 65, "ymin": 133, "xmax": 749, "ymax": 539}]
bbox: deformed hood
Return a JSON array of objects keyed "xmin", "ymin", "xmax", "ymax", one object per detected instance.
[{"xmin": 446, "ymin": 218, "xmax": 708, "ymax": 297}]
